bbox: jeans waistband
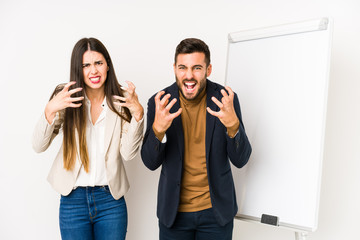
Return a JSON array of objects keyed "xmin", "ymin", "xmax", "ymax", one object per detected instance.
[{"xmin": 73, "ymin": 185, "xmax": 109, "ymax": 190}]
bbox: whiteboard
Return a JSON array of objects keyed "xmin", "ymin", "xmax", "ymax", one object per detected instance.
[{"xmin": 226, "ymin": 18, "xmax": 332, "ymax": 232}]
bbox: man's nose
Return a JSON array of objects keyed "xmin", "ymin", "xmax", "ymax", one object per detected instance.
[{"xmin": 185, "ymin": 69, "xmax": 193, "ymax": 79}]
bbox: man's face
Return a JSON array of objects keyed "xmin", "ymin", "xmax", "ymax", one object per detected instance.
[{"xmin": 174, "ymin": 52, "xmax": 212, "ymax": 100}]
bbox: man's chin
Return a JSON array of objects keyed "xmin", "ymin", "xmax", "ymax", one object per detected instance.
[{"xmin": 181, "ymin": 90, "xmax": 197, "ymax": 100}]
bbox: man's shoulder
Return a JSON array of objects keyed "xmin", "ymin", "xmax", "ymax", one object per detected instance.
[
  {"xmin": 206, "ymin": 79, "xmax": 238, "ymax": 96},
  {"xmin": 206, "ymin": 79, "xmax": 223, "ymax": 90},
  {"xmin": 206, "ymin": 79, "xmax": 229, "ymax": 95},
  {"xmin": 163, "ymin": 82, "xmax": 178, "ymax": 93}
]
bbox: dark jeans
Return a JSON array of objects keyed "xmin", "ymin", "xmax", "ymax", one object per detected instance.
[
  {"xmin": 59, "ymin": 186, "xmax": 127, "ymax": 240},
  {"xmin": 159, "ymin": 208, "xmax": 233, "ymax": 240}
]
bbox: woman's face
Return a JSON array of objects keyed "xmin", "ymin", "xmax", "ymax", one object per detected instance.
[{"xmin": 82, "ymin": 50, "xmax": 109, "ymax": 91}]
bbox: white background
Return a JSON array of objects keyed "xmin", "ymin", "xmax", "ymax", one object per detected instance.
[{"xmin": 0, "ymin": 0, "xmax": 359, "ymax": 239}]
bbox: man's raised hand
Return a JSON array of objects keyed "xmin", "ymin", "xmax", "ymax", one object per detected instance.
[{"xmin": 152, "ymin": 91, "xmax": 182, "ymax": 137}]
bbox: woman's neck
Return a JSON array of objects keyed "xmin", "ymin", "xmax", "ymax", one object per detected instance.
[{"xmin": 85, "ymin": 87, "xmax": 105, "ymax": 104}]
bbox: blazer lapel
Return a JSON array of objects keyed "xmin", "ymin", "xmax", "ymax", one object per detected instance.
[
  {"xmin": 205, "ymin": 80, "xmax": 219, "ymax": 160},
  {"xmin": 104, "ymin": 105, "xmax": 119, "ymax": 156},
  {"xmin": 168, "ymin": 83, "xmax": 184, "ymax": 161}
]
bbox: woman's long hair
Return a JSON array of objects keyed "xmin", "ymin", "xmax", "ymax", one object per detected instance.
[{"xmin": 51, "ymin": 38, "xmax": 131, "ymax": 172}]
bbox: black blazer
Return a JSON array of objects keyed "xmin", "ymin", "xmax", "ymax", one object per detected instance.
[{"xmin": 141, "ymin": 79, "xmax": 252, "ymax": 227}]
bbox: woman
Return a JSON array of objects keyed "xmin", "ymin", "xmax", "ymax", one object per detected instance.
[{"xmin": 32, "ymin": 38, "xmax": 144, "ymax": 239}]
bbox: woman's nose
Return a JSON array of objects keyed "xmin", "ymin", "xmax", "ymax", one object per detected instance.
[{"xmin": 90, "ymin": 65, "xmax": 98, "ymax": 74}]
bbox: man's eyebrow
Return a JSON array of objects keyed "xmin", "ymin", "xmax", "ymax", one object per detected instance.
[
  {"xmin": 177, "ymin": 64, "xmax": 204, "ymax": 68},
  {"xmin": 192, "ymin": 65, "xmax": 203, "ymax": 68}
]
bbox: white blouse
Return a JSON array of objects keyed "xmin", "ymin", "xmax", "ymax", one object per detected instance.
[{"xmin": 74, "ymin": 96, "xmax": 108, "ymax": 187}]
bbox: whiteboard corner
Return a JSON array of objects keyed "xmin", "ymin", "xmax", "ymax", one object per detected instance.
[
  {"xmin": 228, "ymin": 33, "xmax": 235, "ymax": 43},
  {"xmin": 319, "ymin": 17, "xmax": 329, "ymax": 30}
]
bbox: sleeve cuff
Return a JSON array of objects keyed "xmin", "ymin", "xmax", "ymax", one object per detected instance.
[
  {"xmin": 227, "ymin": 129, "xmax": 239, "ymax": 139},
  {"xmin": 44, "ymin": 112, "xmax": 59, "ymax": 126},
  {"xmin": 161, "ymin": 134, "xmax": 167, "ymax": 143}
]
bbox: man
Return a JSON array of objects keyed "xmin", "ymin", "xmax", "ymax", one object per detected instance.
[{"xmin": 141, "ymin": 38, "xmax": 252, "ymax": 239}]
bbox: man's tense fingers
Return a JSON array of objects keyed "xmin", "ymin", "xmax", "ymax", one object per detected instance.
[
  {"xmin": 211, "ymin": 96, "xmax": 224, "ymax": 109},
  {"xmin": 159, "ymin": 94, "xmax": 171, "ymax": 107},
  {"xmin": 165, "ymin": 98, "xmax": 178, "ymax": 111},
  {"xmin": 154, "ymin": 91, "xmax": 165, "ymax": 103},
  {"xmin": 224, "ymin": 86, "xmax": 234, "ymax": 97},
  {"xmin": 206, "ymin": 107, "xmax": 219, "ymax": 117},
  {"xmin": 169, "ymin": 108, "xmax": 182, "ymax": 119}
]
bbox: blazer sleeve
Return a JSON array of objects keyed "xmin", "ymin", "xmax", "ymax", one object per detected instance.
[
  {"xmin": 140, "ymin": 96, "xmax": 167, "ymax": 171},
  {"xmin": 226, "ymin": 93, "xmax": 252, "ymax": 168},
  {"xmin": 32, "ymin": 111, "xmax": 63, "ymax": 153},
  {"xmin": 119, "ymin": 116, "xmax": 144, "ymax": 161}
]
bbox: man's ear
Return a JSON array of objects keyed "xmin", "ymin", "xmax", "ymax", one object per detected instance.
[{"xmin": 206, "ymin": 64, "xmax": 212, "ymax": 77}]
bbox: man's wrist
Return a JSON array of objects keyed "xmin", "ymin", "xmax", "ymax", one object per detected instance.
[
  {"xmin": 227, "ymin": 119, "xmax": 240, "ymax": 138},
  {"xmin": 152, "ymin": 124, "xmax": 165, "ymax": 142}
]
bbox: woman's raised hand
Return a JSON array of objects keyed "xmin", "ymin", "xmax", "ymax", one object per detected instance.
[
  {"xmin": 45, "ymin": 81, "xmax": 84, "ymax": 124},
  {"xmin": 113, "ymin": 81, "xmax": 144, "ymax": 122}
]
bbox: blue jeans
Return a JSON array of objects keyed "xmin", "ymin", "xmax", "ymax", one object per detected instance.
[
  {"xmin": 59, "ymin": 186, "xmax": 127, "ymax": 240},
  {"xmin": 159, "ymin": 208, "xmax": 233, "ymax": 240}
]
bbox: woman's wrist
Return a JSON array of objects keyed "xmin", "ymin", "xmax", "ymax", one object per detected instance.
[
  {"xmin": 45, "ymin": 104, "xmax": 57, "ymax": 124},
  {"xmin": 132, "ymin": 104, "xmax": 144, "ymax": 122}
]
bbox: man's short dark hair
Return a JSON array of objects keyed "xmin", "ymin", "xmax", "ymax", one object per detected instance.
[{"xmin": 174, "ymin": 38, "xmax": 211, "ymax": 66}]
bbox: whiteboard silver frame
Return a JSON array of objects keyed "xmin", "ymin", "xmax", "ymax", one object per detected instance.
[{"xmin": 228, "ymin": 18, "xmax": 329, "ymax": 43}]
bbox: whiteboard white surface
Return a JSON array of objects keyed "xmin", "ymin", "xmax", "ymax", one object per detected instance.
[{"xmin": 227, "ymin": 18, "xmax": 332, "ymax": 232}]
